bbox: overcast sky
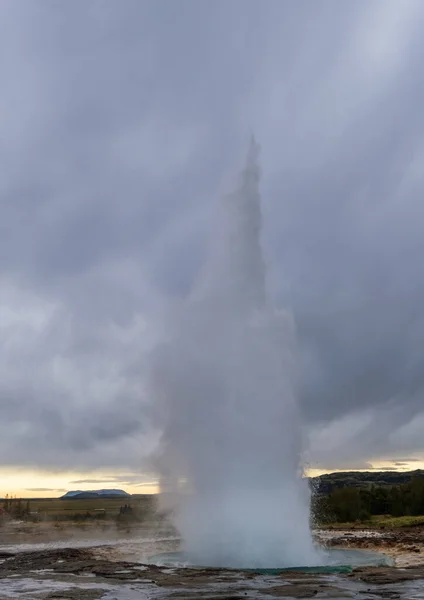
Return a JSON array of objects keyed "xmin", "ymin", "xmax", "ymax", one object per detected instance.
[{"xmin": 2, "ymin": 0, "xmax": 424, "ymax": 486}]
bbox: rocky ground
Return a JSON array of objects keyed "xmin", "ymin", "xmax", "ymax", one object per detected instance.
[
  {"xmin": 315, "ymin": 525, "xmax": 424, "ymax": 567},
  {"xmin": 1, "ymin": 525, "xmax": 424, "ymax": 599}
]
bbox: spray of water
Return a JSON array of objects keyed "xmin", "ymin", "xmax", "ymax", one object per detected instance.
[{"xmin": 150, "ymin": 138, "xmax": 318, "ymax": 568}]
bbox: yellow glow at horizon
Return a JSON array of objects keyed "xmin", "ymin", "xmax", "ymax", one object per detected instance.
[
  {"xmin": 2, "ymin": 459, "xmax": 424, "ymax": 498},
  {"xmin": 0, "ymin": 468, "xmax": 159, "ymax": 498}
]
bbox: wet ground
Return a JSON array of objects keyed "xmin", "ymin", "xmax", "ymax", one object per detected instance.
[
  {"xmin": 1, "ymin": 524, "xmax": 424, "ymax": 599},
  {"xmin": 317, "ymin": 526, "xmax": 424, "ymax": 568}
]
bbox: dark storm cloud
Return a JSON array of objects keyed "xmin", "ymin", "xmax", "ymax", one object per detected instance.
[{"xmin": 1, "ymin": 0, "xmax": 424, "ymax": 471}]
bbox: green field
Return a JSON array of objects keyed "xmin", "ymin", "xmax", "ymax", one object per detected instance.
[
  {"xmin": 363, "ymin": 515, "xmax": 424, "ymax": 528},
  {"xmin": 4, "ymin": 495, "xmax": 158, "ymax": 523},
  {"xmin": 324, "ymin": 515, "xmax": 424, "ymax": 529}
]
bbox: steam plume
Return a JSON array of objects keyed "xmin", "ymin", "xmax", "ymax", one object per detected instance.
[{"xmin": 150, "ymin": 138, "xmax": 317, "ymax": 568}]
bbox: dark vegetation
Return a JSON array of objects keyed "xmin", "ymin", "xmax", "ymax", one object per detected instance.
[
  {"xmin": 310, "ymin": 469, "xmax": 424, "ymax": 495},
  {"xmin": 1, "ymin": 496, "xmax": 31, "ymax": 520},
  {"xmin": 311, "ymin": 470, "xmax": 424, "ymax": 524}
]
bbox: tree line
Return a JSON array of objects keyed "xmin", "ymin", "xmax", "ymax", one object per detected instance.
[{"xmin": 312, "ymin": 476, "xmax": 424, "ymax": 523}]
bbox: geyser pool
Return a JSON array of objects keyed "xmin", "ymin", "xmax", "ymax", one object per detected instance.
[
  {"xmin": 148, "ymin": 548, "xmax": 394, "ymax": 573},
  {"xmin": 150, "ymin": 138, "xmax": 318, "ymax": 568}
]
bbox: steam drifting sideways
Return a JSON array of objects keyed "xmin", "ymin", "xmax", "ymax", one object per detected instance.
[{"xmin": 150, "ymin": 138, "xmax": 318, "ymax": 569}]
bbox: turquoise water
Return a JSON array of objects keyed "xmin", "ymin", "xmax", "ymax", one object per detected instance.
[{"xmin": 148, "ymin": 548, "xmax": 393, "ymax": 574}]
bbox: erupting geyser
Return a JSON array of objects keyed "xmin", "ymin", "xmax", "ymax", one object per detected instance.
[{"xmin": 151, "ymin": 138, "xmax": 318, "ymax": 568}]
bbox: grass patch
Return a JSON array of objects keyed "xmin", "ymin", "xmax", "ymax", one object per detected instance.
[
  {"xmin": 324, "ymin": 515, "xmax": 424, "ymax": 529},
  {"xmin": 367, "ymin": 515, "xmax": 424, "ymax": 528}
]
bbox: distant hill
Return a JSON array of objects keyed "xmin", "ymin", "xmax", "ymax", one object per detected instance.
[
  {"xmin": 60, "ymin": 489, "xmax": 130, "ymax": 500},
  {"xmin": 58, "ymin": 472, "xmax": 424, "ymax": 500},
  {"xmin": 310, "ymin": 469, "xmax": 424, "ymax": 495}
]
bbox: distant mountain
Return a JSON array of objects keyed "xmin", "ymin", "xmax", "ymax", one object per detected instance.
[
  {"xmin": 60, "ymin": 489, "xmax": 130, "ymax": 500},
  {"xmin": 310, "ymin": 469, "xmax": 424, "ymax": 495}
]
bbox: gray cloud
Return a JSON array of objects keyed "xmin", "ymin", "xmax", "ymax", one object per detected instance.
[
  {"xmin": 25, "ymin": 488, "xmax": 66, "ymax": 493},
  {"xmin": 70, "ymin": 475, "xmax": 156, "ymax": 485},
  {"xmin": 69, "ymin": 480, "xmax": 113, "ymax": 485},
  {"xmin": 1, "ymin": 0, "xmax": 424, "ymax": 472},
  {"xmin": 133, "ymin": 483, "xmax": 158, "ymax": 488},
  {"xmin": 368, "ymin": 467, "xmax": 403, "ymax": 472}
]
